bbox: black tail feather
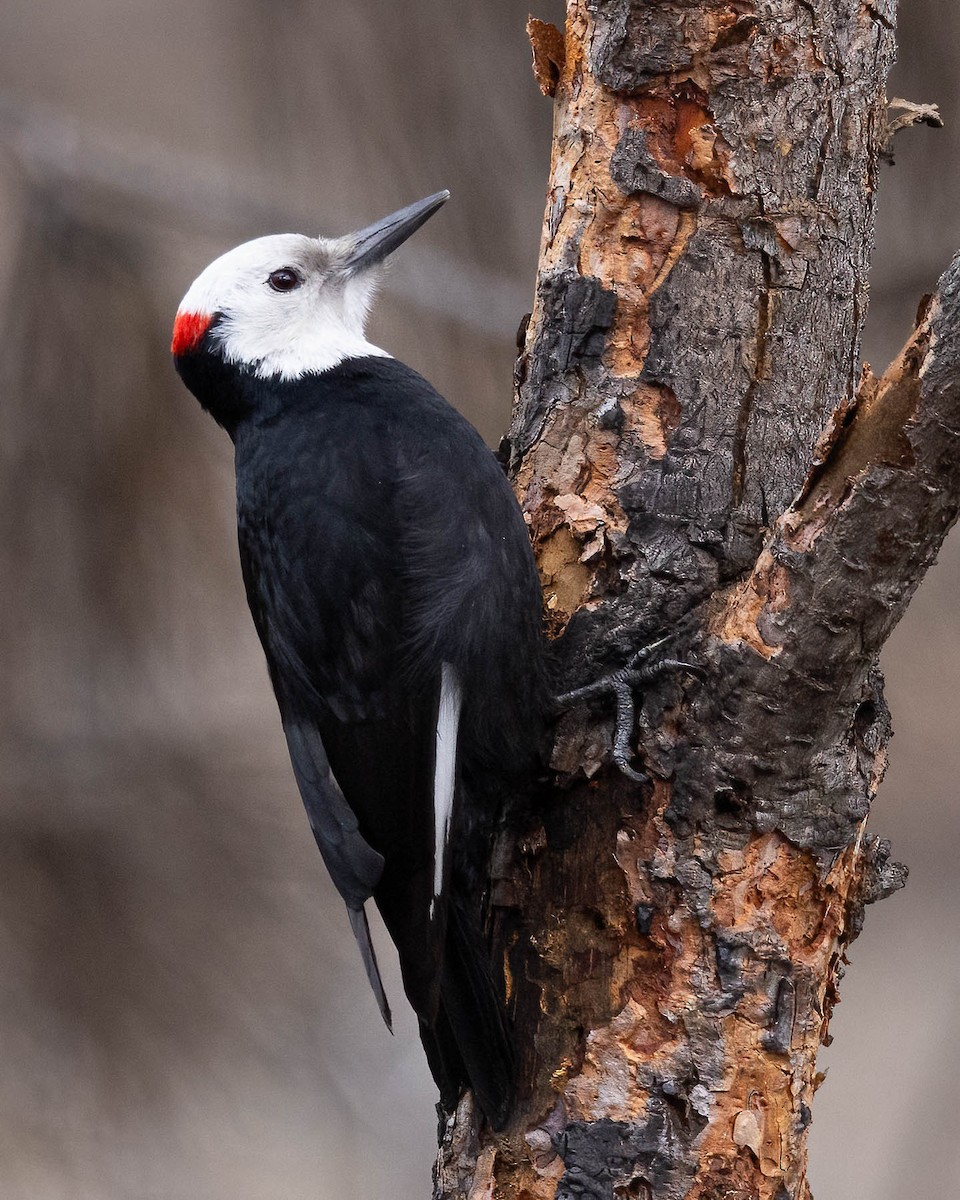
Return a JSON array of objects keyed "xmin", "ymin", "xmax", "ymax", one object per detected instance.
[
  {"xmin": 420, "ymin": 896, "xmax": 514, "ymax": 1128},
  {"xmin": 347, "ymin": 904, "xmax": 392, "ymax": 1030},
  {"xmin": 418, "ymin": 1005, "xmax": 466, "ymax": 1115}
]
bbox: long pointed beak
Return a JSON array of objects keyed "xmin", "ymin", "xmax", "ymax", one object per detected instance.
[{"xmin": 341, "ymin": 190, "xmax": 450, "ymax": 273}]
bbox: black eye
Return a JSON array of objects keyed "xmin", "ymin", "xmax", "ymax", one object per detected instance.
[{"xmin": 267, "ymin": 267, "xmax": 302, "ymax": 292}]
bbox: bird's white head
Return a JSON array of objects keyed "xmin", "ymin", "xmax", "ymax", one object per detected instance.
[{"xmin": 172, "ymin": 191, "xmax": 449, "ymax": 382}]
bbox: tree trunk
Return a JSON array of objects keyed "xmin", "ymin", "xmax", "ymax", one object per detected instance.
[{"xmin": 436, "ymin": 2, "xmax": 959, "ymax": 1197}]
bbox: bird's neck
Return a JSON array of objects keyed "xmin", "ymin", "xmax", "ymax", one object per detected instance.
[
  {"xmin": 216, "ymin": 322, "xmax": 390, "ymax": 382},
  {"xmin": 175, "ymin": 341, "xmax": 364, "ymax": 435},
  {"xmin": 175, "ymin": 346, "xmax": 263, "ymax": 436}
]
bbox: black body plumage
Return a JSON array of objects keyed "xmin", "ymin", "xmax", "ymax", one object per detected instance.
[{"xmin": 175, "ymin": 340, "xmax": 544, "ymax": 1126}]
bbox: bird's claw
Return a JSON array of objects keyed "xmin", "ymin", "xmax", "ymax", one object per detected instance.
[{"xmin": 555, "ymin": 638, "xmax": 704, "ymax": 783}]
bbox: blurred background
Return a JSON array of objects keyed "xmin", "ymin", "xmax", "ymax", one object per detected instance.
[{"xmin": 0, "ymin": 1, "xmax": 956, "ymax": 1197}]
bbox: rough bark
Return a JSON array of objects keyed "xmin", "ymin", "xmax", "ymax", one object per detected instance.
[{"xmin": 435, "ymin": 2, "xmax": 958, "ymax": 1198}]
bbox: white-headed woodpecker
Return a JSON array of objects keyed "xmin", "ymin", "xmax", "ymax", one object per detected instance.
[{"xmin": 171, "ymin": 193, "xmax": 545, "ymax": 1127}]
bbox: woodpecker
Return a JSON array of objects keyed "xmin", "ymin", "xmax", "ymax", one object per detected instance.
[{"xmin": 171, "ymin": 192, "xmax": 545, "ymax": 1127}]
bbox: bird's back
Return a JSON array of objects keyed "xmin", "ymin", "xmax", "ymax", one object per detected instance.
[
  {"xmin": 234, "ymin": 356, "xmax": 544, "ymax": 763},
  {"xmin": 231, "ymin": 357, "xmax": 544, "ymax": 1124}
]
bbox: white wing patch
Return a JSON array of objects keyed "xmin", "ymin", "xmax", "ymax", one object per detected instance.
[{"xmin": 432, "ymin": 661, "xmax": 462, "ymax": 906}]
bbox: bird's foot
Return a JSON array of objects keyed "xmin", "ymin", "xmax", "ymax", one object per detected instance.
[{"xmin": 554, "ymin": 636, "xmax": 705, "ymax": 783}]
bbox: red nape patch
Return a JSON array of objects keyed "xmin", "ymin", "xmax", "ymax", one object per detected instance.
[{"xmin": 171, "ymin": 310, "xmax": 213, "ymax": 356}]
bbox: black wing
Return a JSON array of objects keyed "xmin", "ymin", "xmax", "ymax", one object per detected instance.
[
  {"xmin": 234, "ymin": 379, "xmax": 450, "ymax": 1021},
  {"xmin": 282, "ymin": 717, "xmax": 391, "ymax": 1027}
]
